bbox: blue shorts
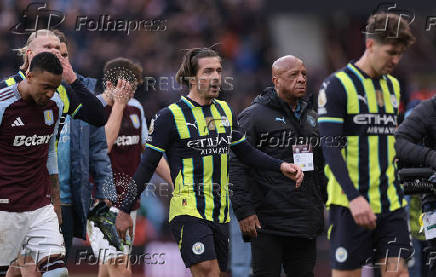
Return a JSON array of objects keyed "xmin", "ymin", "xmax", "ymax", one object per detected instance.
[
  {"xmin": 170, "ymin": 215, "xmax": 229, "ymax": 272},
  {"xmin": 329, "ymin": 205, "xmax": 412, "ymax": 270}
]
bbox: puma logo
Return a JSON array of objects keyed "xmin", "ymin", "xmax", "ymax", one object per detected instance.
[
  {"xmin": 275, "ymin": 117, "xmax": 286, "ymax": 124},
  {"xmin": 358, "ymin": 95, "xmax": 367, "ymax": 104}
]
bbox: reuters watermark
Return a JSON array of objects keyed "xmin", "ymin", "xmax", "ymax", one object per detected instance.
[
  {"xmin": 143, "ymin": 76, "xmax": 235, "ymax": 92},
  {"xmin": 142, "ymin": 182, "xmax": 236, "ymax": 198}
]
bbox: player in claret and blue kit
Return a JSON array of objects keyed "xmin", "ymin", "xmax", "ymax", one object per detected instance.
[{"xmin": 0, "ymin": 52, "xmax": 68, "ymax": 277}]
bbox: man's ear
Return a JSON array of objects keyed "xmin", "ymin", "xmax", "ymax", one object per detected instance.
[
  {"xmin": 188, "ymin": 76, "xmax": 197, "ymax": 87},
  {"xmin": 26, "ymin": 71, "xmax": 33, "ymax": 80},
  {"xmin": 365, "ymin": 38, "xmax": 375, "ymax": 51},
  {"xmin": 272, "ymin": 76, "xmax": 278, "ymax": 88}
]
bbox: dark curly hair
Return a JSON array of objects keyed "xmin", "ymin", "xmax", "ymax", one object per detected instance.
[{"xmin": 29, "ymin": 52, "xmax": 63, "ymax": 75}]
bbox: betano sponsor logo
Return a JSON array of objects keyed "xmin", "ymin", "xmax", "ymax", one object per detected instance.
[
  {"xmin": 13, "ymin": 134, "xmax": 52, "ymax": 147},
  {"xmin": 115, "ymin": 135, "xmax": 140, "ymax": 146}
]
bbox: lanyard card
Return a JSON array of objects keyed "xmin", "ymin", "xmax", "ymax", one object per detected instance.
[
  {"xmin": 423, "ymin": 211, "xmax": 436, "ymax": 240},
  {"xmin": 292, "ymin": 144, "xmax": 314, "ymax": 171}
]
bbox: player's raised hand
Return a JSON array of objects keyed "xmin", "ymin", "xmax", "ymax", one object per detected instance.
[
  {"xmin": 115, "ymin": 210, "xmax": 133, "ymax": 242},
  {"xmin": 56, "ymin": 53, "xmax": 77, "ymax": 84},
  {"xmin": 349, "ymin": 196, "xmax": 376, "ymax": 229},
  {"xmin": 280, "ymin": 162, "xmax": 304, "ymax": 187},
  {"xmin": 110, "ymin": 79, "xmax": 132, "ymax": 106}
]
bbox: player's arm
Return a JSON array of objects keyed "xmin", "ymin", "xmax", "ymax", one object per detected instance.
[
  {"xmin": 395, "ymin": 99, "xmax": 436, "ymax": 168},
  {"xmin": 62, "ymin": 80, "xmax": 108, "ymax": 126},
  {"xmin": 318, "ymin": 76, "xmax": 375, "ymax": 229},
  {"xmin": 318, "ymin": 77, "xmax": 360, "ymax": 200},
  {"xmin": 139, "ymin": 101, "xmax": 173, "ymax": 188},
  {"xmin": 89, "ymin": 124, "xmax": 116, "ymax": 204},
  {"xmin": 47, "ymin": 101, "xmax": 63, "ymax": 225},
  {"xmin": 115, "ymin": 109, "xmax": 174, "ymax": 239},
  {"xmin": 155, "ymin": 158, "xmax": 173, "ymax": 189},
  {"xmin": 49, "ymin": 175, "xmax": 61, "ymax": 224},
  {"xmin": 229, "ymin": 106, "xmax": 261, "ymax": 238},
  {"xmin": 104, "ymin": 79, "xmax": 131, "ymax": 153},
  {"xmin": 59, "ymin": 54, "xmax": 108, "ymax": 127},
  {"xmin": 230, "ymin": 110, "xmax": 303, "ymax": 185},
  {"xmin": 119, "ymin": 108, "xmax": 175, "ymax": 213}
]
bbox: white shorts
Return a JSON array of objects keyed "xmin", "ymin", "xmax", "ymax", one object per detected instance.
[
  {"xmin": 0, "ymin": 205, "xmax": 65, "ymax": 266},
  {"xmin": 87, "ymin": 207, "xmax": 137, "ymax": 264}
]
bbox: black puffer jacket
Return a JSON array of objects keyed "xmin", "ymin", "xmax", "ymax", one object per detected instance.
[
  {"xmin": 395, "ymin": 96, "xmax": 436, "ymax": 209},
  {"xmin": 229, "ymin": 87, "xmax": 326, "ymax": 239}
]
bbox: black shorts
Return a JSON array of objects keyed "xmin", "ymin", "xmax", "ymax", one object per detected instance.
[
  {"xmin": 329, "ymin": 205, "xmax": 412, "ymax": 270},
  {"xmin": 169, "ymin": 215, "xmax": 229, "ymax": 272}
]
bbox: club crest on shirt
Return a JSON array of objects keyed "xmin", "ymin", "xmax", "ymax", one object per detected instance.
[
  {"xmin": 43, "ymin": 109, "xmax": 54, "ymax": 126},
  {"xmin": 130, "ymin": 114, "xmax": 140, "ymax": 129},
  {"xmin": 205, "ymin": 117, "xmax": 216, "ymax": 131},
  {"xmin": 221, "ymin": 116, "xmax": 230, "ymax": 127}
]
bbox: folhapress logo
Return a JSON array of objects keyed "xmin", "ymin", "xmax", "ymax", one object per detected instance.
[
  {"xmin": 10, "ymin": 2, "xmax": 65, "ymax": 35},
  {"xmin": 361, "ymin": 3, "xmax": 415, "ymax": 38},
  {"xmin": 13, "ymin": 134, "xmax": 52, "ymax": 147}
]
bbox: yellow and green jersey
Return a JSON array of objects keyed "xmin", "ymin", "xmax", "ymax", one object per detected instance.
[
  {"xmin": 318, "ymin": 62, "xmax": 407, "ymax": 214},
  {"xmin": 145, "ymin": 96, "xmax": 246, "ymax": 223}
]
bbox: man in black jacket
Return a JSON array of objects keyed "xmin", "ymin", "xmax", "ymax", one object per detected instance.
[
  {"xmin": 395, "ymin": 96, "xmax": 436, "ymax": 274},
  {"xmin": 230, "ymin": 55, "xmax": 326, "ymax": 277}
]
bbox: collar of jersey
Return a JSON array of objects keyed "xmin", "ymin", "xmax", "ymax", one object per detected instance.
[
  {"xmin": 18, "ymin": 71, "xmax": 26, "ymax": 80},
  {"xmin": 10, "ymin": 83, "xmax": 21, "ymax": 100},
  {"xmin": 348, "ymin": 62, "xmax": 386, "ymax": 82},
  {"xmin": 181, "ymin": 95, "xmax": 216, "ymax": 108}
]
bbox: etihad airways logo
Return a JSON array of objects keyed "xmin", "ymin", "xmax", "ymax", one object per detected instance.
[
  {"xmin": 186, "ymin": 134, "xmax": 232, "ymax": 155},
  {"xmin": 352, "ymin": 114, "xmax": 397, "ymax": 135},
  {"xmin": 13, "ymin": 134, "xmax": 52, "ymax": 147},
  {"xmin": 353, "ymin": 114, "xmax": 397, "ymax": 125}
]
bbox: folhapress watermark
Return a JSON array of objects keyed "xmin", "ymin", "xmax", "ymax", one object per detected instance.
[
  {"xmin": 75, "ymin": 15, "xmax": 167, "ymax": 35},
  {"xmin": 75, "ymin": 249, "xmax": 166, "ymax": 266}
]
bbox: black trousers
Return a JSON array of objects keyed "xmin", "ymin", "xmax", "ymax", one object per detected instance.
[{"xmin": 251, "ymin": 232, "xmax": 316, "ymax": 277}]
